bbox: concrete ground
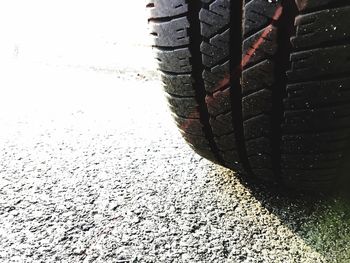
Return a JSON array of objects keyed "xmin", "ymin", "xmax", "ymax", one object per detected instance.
[{"xmin": 0, "ymin": 1, "xmax": 350, "ymax": 262}]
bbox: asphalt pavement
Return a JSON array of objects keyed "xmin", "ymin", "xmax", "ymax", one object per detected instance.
[{"xmin": 1, "ymin": 1, "xmax": 350, "ymax": 262}]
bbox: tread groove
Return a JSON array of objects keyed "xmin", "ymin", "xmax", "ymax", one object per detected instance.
[
  {"xmin": 271, "ymin": 0, "xmax": 299, "ymax": 182},
  {"xmin": 230, "ymin": 0, "xmax": 252, "ymax": 174}
]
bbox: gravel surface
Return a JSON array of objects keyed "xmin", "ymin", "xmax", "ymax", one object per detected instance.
[
  {"xmin": 0, "ymin": 61, "xmax": 350, "ymax": 263},
  {"xmin": 1, "ymin": 1, "xmax": 350, "ymax": 262}
]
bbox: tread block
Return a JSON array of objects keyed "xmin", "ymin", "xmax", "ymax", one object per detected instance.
[
  {"xmin": 244, "ymin": 114, "xmax": 271, "ymax": 140},
  {"xmin": 203, "ymin": 62, "xmax": 230, "ymax": 93},
  {"xmin": 243, "ymin": 25, "xmax": 277, "ymax": 67},
  {"xmin": 150, "ymin": 17, "xmax": 190, "ymax": 46},
  {"xmin": 166, "ymin": 95, "xmax": 200, "ymax": 118},
  {"xmin": 244, "ymin": 0, "xmax": 281, "ymax": 36},
  {"xmin": 199, "ymin": 0, "xmax": 230, "ymax": 38},
  {"xmin": 155, "ymin": 48, "xmax": 192, "ymax": 73},
  {"xmin": 242, "ymin": 60, "xmax": 274, "ymax": 96},
  {"xmin": 285, "ymin": 78, "xmax": 350, "ymax": 110},
  {"xmin": 292, "ymin": 6, "xmax": 350, "ymax": 48},
  {"xmin": 174, "ymin": 116, "xmax": 204, "ymax": 136},
  {"xmin": 243, "ymin": 89, "xmax": 272, "ymax": 120},
  {"xmin": 182, "ymin": 132, "xmax": 211, "ymax": 149},
  {"xmin": 210, "ymin": 112, "xmax": 234, "ymax": 136},
  {"xmin": 287, "ymin": 45, "xmax": 350, "ymax": 81},
  {"xmin": 282, "ymin": 134, "xmax": 348, "ymax": 154},
  {"xmin": 161, "ymin": 73, "xmax": 195, "ymax": 97},
  {"xmin": 209, "ymin": 112, "xmax": 234, "ymax": 136},
  {"xmin": 147, "ymin": 0, "xmax": 188, "ymax": 19},
  {"xmin": 201, "ymin": 29, "xmax": 230, "ymax": 68},
  {"xmin": 283, "ymin": 115, "xmax": 350, "ymax": 133},
  {"xmin": 284, "ymin": 105, "xmax": 350, "ymax": 131},
  {"xmin": 206, "ymin": 89, "xmax": 231, "ymax": 116}
]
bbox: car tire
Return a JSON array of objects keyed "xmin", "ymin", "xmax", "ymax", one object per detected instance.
[{"xmin": 147, "ymin": 0, "xmax": 350, "ymax": 191}]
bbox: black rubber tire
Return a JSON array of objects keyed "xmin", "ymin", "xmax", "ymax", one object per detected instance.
[{"xmin": 147, "ymin": 0, "xmax": 350, "ymax": 191}]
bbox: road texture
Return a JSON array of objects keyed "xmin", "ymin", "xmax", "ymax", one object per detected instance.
[{"xmin": 1, "ymin": 1, "xmax": 350, "ymax": 262}]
